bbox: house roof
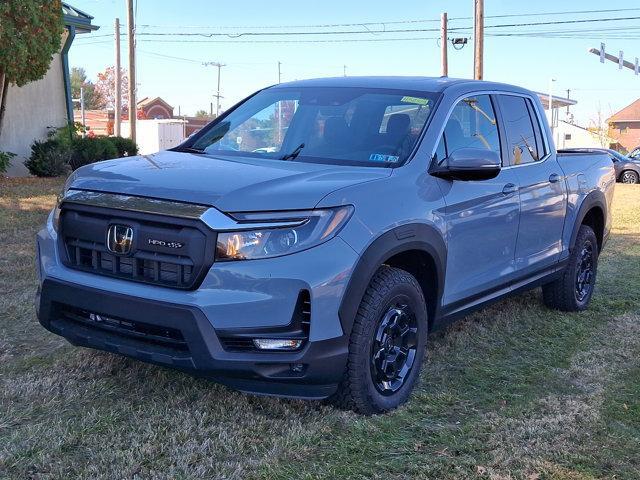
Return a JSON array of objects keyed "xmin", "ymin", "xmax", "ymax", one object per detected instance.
[
  {"xmin": 535, "ymin": 93, "xmax": 577, "ymax": 110},
  {"xmin": 607, "ymin": 98, "xmax": 640, "ymax": 123},
  {"xmin": 137, "ymin": 96, "xmax": 174, "ymax": 110},
  {"xmin": 62, "ymin": 2, "xmax": 99, "ymax": 33}
]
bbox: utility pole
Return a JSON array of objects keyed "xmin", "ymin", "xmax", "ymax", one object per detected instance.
[
  {"xmin": 72, "ymin": 88, "xmax": 86, "ymax": 137},
  {"xmin": 473, "ymin": 0, "xmax": 484, "ymax": 80},
  {"xmin": 114, "ymin": 17, "xmax": 122, "ymax": 137},
  {"xmin": 441, "ymin": 12, "xmax": 448, "ymax": 77},
  {"xmin": 276, "ymin": 61, "xmax": 282, "ymax": 143},
  {"xmin": 126, "ymin": 0, "xmax": 136, "ymax": 142},
  {"xmin": 80, "ymin": 87, "xmax": 85, "ymax": 135},
  {"xmin": 343, "ymin": 65, "xmax": 347, "ymax": 77},
  {"xmin": 548, "ymin": 78, "xmax": 556, "ymax": 143},
  {"xmin": 203, "ymin": 62, "xmax": 226, "ymax": 117}
]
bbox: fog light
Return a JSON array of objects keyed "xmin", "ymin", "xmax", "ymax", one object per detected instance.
[{"xmin": 253, "ymin": 339, "xmax": 303, "ymax": 351}]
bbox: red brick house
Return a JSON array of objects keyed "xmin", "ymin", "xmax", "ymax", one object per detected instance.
[
  {"xmin": 137, "ymin": 97, "xmax": 174, "ymax": 119},
  {"xmin": 607, "ymin": 99, "xmax": 640, "ymax": 153}
]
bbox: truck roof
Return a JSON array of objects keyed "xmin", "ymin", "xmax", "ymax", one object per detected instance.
[{"xmin": 272, "ymin": 76, "xmax": 532, "ymax": 95}]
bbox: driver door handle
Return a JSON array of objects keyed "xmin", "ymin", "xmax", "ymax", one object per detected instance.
[
  {"xmin": 549, "ymin": 173, "xmax": 561, "ymax": 183},
  {"xmin": 502, "ymin": 183, "xmax": 518, "ymax": 195}
]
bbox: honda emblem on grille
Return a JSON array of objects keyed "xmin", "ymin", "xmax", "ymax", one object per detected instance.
[{"xmin": 106, "ymin": 224, "xmax": 134, "ymax": 255}]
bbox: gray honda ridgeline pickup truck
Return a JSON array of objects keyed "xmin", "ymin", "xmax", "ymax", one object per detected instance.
[{"xmin": 37, "ymin": 77, "xmax": 615, "ymax": 414}]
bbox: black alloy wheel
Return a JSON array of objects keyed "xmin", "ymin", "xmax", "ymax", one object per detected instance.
[
  {"xmin": 370, "ymin": 303, "xmax": 418, "ymax": 395},
  {"xmin": 575, "ymin": 242, "xmax": 595, "ymax": 303}
]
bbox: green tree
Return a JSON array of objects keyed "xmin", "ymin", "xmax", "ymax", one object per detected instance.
[
  {"xmin": 0, "ymin": 0, "xmax": 64, "ymax": 136},
  {"xmin": 71, "ymin": 67, "xmax": 103, "ymax": 110},
  {"xmin": 195, "ymin": 109, "xmax": 209, "ymax": 118}
]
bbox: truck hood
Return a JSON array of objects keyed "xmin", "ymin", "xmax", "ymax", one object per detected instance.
[{"xmin": 68, "ymin": 150, "xmax": 391, "ymax": 212}]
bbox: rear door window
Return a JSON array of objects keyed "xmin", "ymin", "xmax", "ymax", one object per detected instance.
[{"xmin": 497, "ymin": 95, "xmax": 541, "ymax": 166}]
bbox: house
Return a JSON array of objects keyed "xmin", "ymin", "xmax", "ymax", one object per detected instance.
[
  {"xmin": 606, "ymin": 99, "xmax": 640, "ymax": 153},
  {"xmin": 0, "ymin": 3, "xmax": 98, "ymax": 176},
  {"xmin": 555, "ymin": 120, "xmax": 616, "ymax": 150},
  {"xmin": 74, "ymin": 97, "xmax": 177, "ymax": 134},
  {"xmin": 136, "ymin": 97, "xmax": 174, "ymax": 119}
]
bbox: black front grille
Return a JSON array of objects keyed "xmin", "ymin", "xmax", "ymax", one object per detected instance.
[
  {"xmin": 58, "ymin": 305, "xmax": 189, "ymax": 353},
  {"xmin": 59, "ymin": 201, "xmax": 215, "ymax": 289},
  {"xmin": 219, "ymin": 337, "xmax": 256, "ymax": 352},
  {"xmin": 66, "ymin": 238, "xmax": 195, "ymax": 287}
]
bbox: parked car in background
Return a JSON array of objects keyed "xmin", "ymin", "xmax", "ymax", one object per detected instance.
[
  {"xmin": 37, "ymin": 77, "xmax": 615, "ymax": 414},
  {"xmin": 561, "ymin": 148, "xmax": 640, "ymax": 184}
]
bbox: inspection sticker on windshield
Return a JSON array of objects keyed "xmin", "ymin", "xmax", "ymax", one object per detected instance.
[
  {"xmin": 401, "ymin": 96, "xmax": 430, "ymax": 106},
  {"xmin": 370, "ymin": 153, "xmax": 400, "ymax": 163}
]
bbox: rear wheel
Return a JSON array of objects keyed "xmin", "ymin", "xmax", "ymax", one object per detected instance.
[
  {"xmin": 621, "ymin": 170, "xmax": 639, "ymax": 184},
  {"xmin": 542, "ymin": 225, "xmax": 598, "ymax": 311},
  {"xmin": 331, "ymin": 266, "xmax": 428, "ymax": 415}
]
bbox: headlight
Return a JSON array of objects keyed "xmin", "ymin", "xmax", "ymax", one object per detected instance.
[
  {"xmin": 52, "ymin": 176, "xmax": 75, "ymax": 233},
  {"xmin": 52, "ymin": 203, "xmax": 61, "ymax": 232},
  {"xmin": 216, "ymin": 206, "xmax": 353, "ymax": 261}
]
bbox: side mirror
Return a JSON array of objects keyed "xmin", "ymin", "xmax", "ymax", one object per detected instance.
[{"xmin": 430, "ymin": 147, "xmax": 501, "ymax": 181}]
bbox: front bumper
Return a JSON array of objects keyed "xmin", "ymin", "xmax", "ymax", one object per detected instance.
[
  {"xmin": 38, "ymin": 278, "xmax": 348, "ymax": 399},
  {"xmin": 36, "ymin": 213, "xmax": 359, "ymax": 399}
]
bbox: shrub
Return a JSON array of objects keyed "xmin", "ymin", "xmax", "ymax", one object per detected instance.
[
  {"xmin": 68, "ymin": 136, "xmax": 119, "ymax": 170},
  {"xmin": 107, "ymin": 136, "xmax": 138, "ymax": 157},
  {"xmin": 50, "ymin": 122, "xmax": 84, "ymax": 148},
  {"xmin": 25, "ymin": 139, "xmax": 70, "ymax": 177},
  {"xmin": 0, "ymin": 151, "xmax": 16, "ymax": 175}
]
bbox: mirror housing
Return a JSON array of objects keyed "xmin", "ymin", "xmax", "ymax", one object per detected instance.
[{"xmin": 430, "ymin": 148, "xmax": 501, "ymax": 181}]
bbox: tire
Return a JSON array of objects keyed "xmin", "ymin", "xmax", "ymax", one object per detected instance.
[
  {"xmin": 620, "ymin": 170, "xmax": 639, "ymax": 184},
  {"xmin": 542, "ymin": 225, "xmax": 598, "ymax": 311},
  {"xmin": 331, "ymin": 265, "xmax": 428, "ymax": 415}
]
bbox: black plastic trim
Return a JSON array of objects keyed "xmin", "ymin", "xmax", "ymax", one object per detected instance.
[
  {"xmin": 337, "ymin": 223, "xmax": 447, "ymax": 334},
  {"xmin": 38, "ymin": 279, "xmax": 347, "ymax": 399},
  {"xmin": 569, "ymin": 190, "xmax": 607, "ymax": 254}
]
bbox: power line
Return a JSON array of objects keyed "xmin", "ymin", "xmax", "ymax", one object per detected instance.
[
  {"xmin": 76, "ymin": 9, "xmax": 640, "ymax": 40},
  {"xmin": 127, "ymin": 16, "xmax": 640, "ymax": 38},
  {"xmin": 133, "ymin": 7, "xmax": 640, "ymax": 29}
]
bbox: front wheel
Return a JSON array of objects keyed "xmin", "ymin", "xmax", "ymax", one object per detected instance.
[
  {"xmin": 542, "ymin": 225, "xmax": 598, "ymax": 311},
  {"xmin": 331, "ymin": 266, "xmax": 428, "ymax": 415},
  {"xmin": 620, "ymin": 170, "xmax": 639, "ymax": 184}
]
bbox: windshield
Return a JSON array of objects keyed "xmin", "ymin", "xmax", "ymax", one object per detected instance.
[
  {"xmin": 609, "ymin": 150, "xmax": 630, "ymax": 162},
  {"xmin": 188, "ymin": 86, "xmax": 438, "ymax": 167}
]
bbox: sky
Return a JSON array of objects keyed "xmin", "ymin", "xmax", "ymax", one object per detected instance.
[{"xmin": 68, "ymin": 0, "xmax": 640, "ymax": 124}]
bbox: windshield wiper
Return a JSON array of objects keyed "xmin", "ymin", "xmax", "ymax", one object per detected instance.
[
  {"xmin": 281, "ymin": 143, "xmax": 305, "ymax": 161},
  {"xmin": 173, "ymin": 146, "xmax": 205, "ymax": 154}
]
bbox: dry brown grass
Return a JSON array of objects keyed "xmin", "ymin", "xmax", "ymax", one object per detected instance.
[{"xmin": 1, "ymin": 178, "xmax": 639, "ymax": 480}]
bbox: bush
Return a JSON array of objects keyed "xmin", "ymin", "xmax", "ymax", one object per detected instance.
[
  {"xmin": 69, "ymin": 136, "xmax": 119, "ymax": 170},
  {"xmin": 23, "ymin": 125, "xmax": 138, "ymax": 176},
  {"xmin": 0, "ymin": 151, "xmax": 16, "ymax": 175},
  {"xmin": 25, "ymin": 139, "xmax": 70, "ymax": 177},
  {"xmin": 106, "ymin": 136, "xmax": 138, "ymax": 157}
]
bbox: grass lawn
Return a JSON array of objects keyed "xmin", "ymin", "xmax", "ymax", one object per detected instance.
[{"xmin": 1, "ymin": 177, "xmax": 639, "ymax": 479}]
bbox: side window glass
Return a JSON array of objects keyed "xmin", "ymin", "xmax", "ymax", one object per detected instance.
[
  {"xmin": 526, "ymin": 99, "xmax": 546, "ymax": 159},
  {"xmin": 497, "ymin": 95, "xmax": 540, "ymax": 166},
  {"xmin": 444, "ymin": 95, "xmax": 501, "ymax": 161}
]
